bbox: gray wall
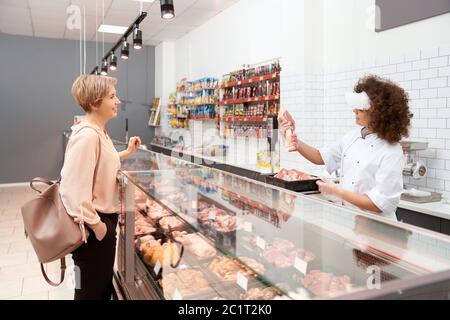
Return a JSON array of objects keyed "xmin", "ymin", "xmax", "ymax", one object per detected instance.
[{"xmin": 0, "ymin": 34, "xmax": 155, "ymax": 183}]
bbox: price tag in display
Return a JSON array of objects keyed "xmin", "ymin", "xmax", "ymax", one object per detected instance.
[
  {"xmin": 208, "ymin": 211, "xmax": 216, "ymax": 220},
  {"xmin": 173, "ymin": 288, "xmax": 183, "ymax": 300},
  {"xmin": 243, "ymin": 221, "xmax": 253, "ymax": 232},
  {"xmin": 294, "ymin": 256, "xmax": 308, "ymax": 275},
  {"xmin": 153, "ymin": 260, "xmax": 161, "ymax": 275},
  {"xmin": 256, "ymin": 236, "xmax": 266, "ymax": 250},
  {"xmin": 236, "ymin": 272, "xmax": 248, "ymax": 291}
]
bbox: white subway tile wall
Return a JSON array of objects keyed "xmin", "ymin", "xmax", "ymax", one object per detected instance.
[
  {"xmin": 279, "ymin": 73, "xmax": 325, "ymax": 175},
  {"xmin": 306, "ymin": 44, "xmax": 450, "ymax": 198}
]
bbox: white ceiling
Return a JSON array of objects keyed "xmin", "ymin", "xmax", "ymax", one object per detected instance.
[{"xmin": 0, "ymin": 0, "xmax": 239, "ymax": 45}]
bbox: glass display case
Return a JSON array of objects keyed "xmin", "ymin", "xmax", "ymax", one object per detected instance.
[{"xmin": 114, "ymin": 146, "xmax": 450, "ymax": 300}]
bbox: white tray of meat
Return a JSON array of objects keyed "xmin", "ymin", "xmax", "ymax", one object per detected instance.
[{"xmin": 264, "ymin": 168, "xmax": 319, "ymax": 192}]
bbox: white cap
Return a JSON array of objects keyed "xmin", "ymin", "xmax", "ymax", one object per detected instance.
[{"xmin": 345, "ymin": 91, "xmax": 371, "ymax": 110}]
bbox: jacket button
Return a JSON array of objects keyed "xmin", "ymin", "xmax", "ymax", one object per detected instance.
[
  {"xmin": 352, "ymin": 182, "xmax": 354, "ymax": 184},
  {"xmin": 357, "ymin": 161, "xmax": 359, "ymax": 164}
]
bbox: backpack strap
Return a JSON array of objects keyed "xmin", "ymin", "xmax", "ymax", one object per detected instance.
[
  {"xmin": 30, "ymin": 177, "xmax": 54, "ymax": 193},
  {"xmin": 40, "ymin": 258, "xmax": 66, "ymax": 287},
  {"xmin": 59, "ymin": 126, "xmax": 102, "ymax": 193}
]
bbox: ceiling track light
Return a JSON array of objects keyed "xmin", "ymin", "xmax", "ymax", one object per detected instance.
[
  {"xmin": 133, "ymin": 25, "xmax": 142, "ymax": 50},
  {"xmin": 160, "ymin": 0, "xmax": 175, "ymax": 20},
  {"xmin": 101, "ymin": 59, "xmax": 108, "ymax": 75},
  {"xmin": 90, "ymin": 6, "xmax": 174, "ymax": 74},
  {"xmin": 121, "ymin": 38, "xmax": 129, "ymax": 59},
  {"xmin": 109, "ymin": 51, "xmax": 117, "ymax": 70},
  {"xmin": 91, "ymin": 12, "xmax": 147, "ymax": 74}
]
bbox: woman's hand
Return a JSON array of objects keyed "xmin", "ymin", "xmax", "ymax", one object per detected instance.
[
  {"xmin": 278, "ymin": 110, "xmax": 298, "ymax": 152},
  {"xmin": 289, "ymin": 131, "xmax": 300, "ymax": 152},
  {"xmin": 279, "ymin": 119, "xmax": 298, "ymax": 152},
  {"xmin": 317, "ymin": 179, "xmax": 382, "ymax": 213},
  {"xmin": 127, "ymin": 136, "xmax": 141, "ymax": 154},
  {"xmin": 119, "ymin": 136, "xmax": 142, "ymax": 160},
  {"xmin": 279, "ymin": 118, "xmax": 294, "ymax": 134},
  {"xmin": 73, "ymin": 217, "xmax": 107, "ymax": 241},
  {"xmin": 316, "ymin": 178, "xmax": 343, "ymax": 198}
]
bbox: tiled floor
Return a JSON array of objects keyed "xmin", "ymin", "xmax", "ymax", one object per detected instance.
[{"xmin": 0, "ymin": 185, "xmax": 75, "ymax": 300}]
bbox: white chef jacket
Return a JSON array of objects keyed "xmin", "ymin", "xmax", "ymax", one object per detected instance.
[{"xmin": 319, "ymin": 128, "xmax": 405, "ymax": 220}]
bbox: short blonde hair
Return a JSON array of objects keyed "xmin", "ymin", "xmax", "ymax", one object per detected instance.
[{"xmin": 71, "ymin": 75, "xmax": 117, "ymax": 112}]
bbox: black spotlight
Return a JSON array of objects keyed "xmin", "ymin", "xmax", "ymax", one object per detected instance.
[
  {"xmin": 133, "ymin": 25, "xmax": 142, "ymax": 50},
  {"xmin": 121, "ymin": 38, "xmax": 129, "ymax": 59},
  {"xmin": 109, "ymin": 52, "xmax": 117, "ymax": 70},
  {"xmin": 101, "ymin": 59, "xmax": 108, "ymax": 75},
  {"xmin": 160, "ymin": 0, "xmax": 174, "ymax": 19}
]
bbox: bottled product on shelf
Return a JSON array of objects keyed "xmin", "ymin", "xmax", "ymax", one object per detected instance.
[
  {"xmin": 179, "ymin": 90, "xmax": 217, "ymax": 106},
  {"xmin": 222, "ymin": 102, "xmax": 279, "ymax": 119},
  {"xmin": 224, "ymin": 60, "xmax": 281, "ymax": 83},
  {"xmin": 219, "ymin": 60, "xmax": 281, "ymax": 143},
  {"xmin": 223, "ymin": 123, "xmax": 268, "ymax": 139},
  {"xmin": 177, "ymin": 77, "xmax": 219, "ymax": 92},
  {"xmin": 167, "ymin": 94, "xmax": 190, "ymax": 129},
  {"xmin": 222, "ymin": 80, "xmax": 280, "ymax": 100}
]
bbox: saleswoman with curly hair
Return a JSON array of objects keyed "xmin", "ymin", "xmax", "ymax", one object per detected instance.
[{"xmin": 279, "ymin": 75, "xmax": 412, "ymax": 219}]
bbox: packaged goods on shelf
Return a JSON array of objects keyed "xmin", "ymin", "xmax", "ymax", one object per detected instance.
[
  {"xmin": 222, "ymin": 81, "xmax": 279, "ymax": 100},
  {"xmin": 189, "ymin": 105, "xmax": 216, "ymax": 120},
  {"xmin": 176, "ymin": 77, "xmax": 219, "ymax": 122},
  {"xmin": 222, "ymin": 103, "xmax": 279, "ymax": 119},
  {"xmin": 223, "ymin": 123, "xmax": 268, "ymax": 139},
  {"xmin": 225, "ymin": 61, "xmax": 281, "ymax": 82},
  {"xmin": 218, "ymin": 60, "xmax": 280, "ymax": 150}
]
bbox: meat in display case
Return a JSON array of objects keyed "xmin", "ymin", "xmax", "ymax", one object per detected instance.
[{"xmin": 114, "ymin": 147, "xmax": 450, "ymax": 300}]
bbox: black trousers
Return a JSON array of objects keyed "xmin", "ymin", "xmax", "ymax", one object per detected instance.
[{"xmin": 72, "ymin": 212, "xmax": 118, "ymax": 300}]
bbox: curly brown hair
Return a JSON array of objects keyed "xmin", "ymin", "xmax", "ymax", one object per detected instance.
[{"xmin": 354, "ymin": 75, "xmax": 412, "ymax": 144}]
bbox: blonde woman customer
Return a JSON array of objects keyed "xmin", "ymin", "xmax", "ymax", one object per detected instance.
[{"xmin": 60, "ymin": 74, "xmax": 141, "ymax": 300}]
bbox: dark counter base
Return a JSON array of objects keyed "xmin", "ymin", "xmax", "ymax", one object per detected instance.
[{"xmin": 396, "ymin": 207, "xmax": 450, "ymax": 236}]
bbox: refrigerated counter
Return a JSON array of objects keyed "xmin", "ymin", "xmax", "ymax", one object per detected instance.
[{"xmin": 114, "ymin": 146, "xmax": 450, "ymax": 300}]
